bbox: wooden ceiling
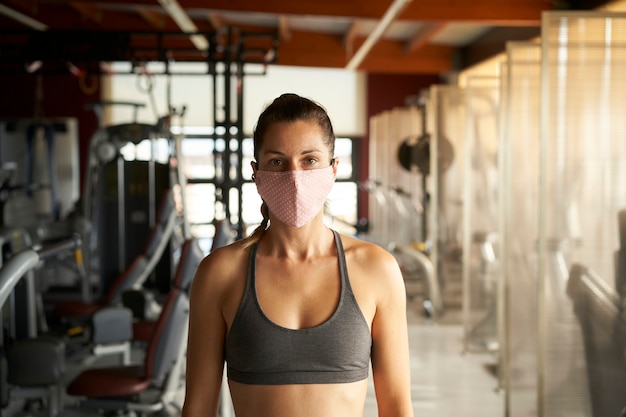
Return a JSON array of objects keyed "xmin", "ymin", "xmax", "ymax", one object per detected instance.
[{"xmin": 0, "ymin": 0, "xmax": 609, "ymax": 75}]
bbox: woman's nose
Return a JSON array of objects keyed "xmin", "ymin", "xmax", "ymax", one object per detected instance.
[{"xmin": 286, "ymin": 159, "xmax": 299, "ymax": 171}]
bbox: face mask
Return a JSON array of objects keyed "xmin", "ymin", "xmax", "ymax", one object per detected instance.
[{"xmin": 254, "ymin": 165, "xmax": 336, "ymax": 228}]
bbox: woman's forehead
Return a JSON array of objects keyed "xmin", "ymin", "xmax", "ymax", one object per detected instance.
[{"xmin": 259, "ymin": 121, "xmax": 328, "ymax": 153}]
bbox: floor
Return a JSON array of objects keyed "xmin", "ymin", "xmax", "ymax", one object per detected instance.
[{"xmin": 362, "ymin": 304, "xmax": 503, "ymax": 417}]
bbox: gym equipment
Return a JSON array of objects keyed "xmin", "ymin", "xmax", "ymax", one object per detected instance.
[
  {"xmin": 124, "ymin": 237, "xmax": 204, "ymax": 342},
  {"xmin": 53, "ymin": 190, "xmax": 178, "ymax": 321},
  {"xmin": 383, "ymin": 97, "xmax": 454, "ymax": 319},
  {"xmin": 123, "ymin": 219, "xmax": 232, "ymax": 343},
  {"xmin": 616, "ymin": 210, "xmax": 626, "ymax": 300},
  {"xmin": 0, "ymin": 118, "xmax": 80, "ymax": 223},
  {"xmin": 392, "ymin": 242, "xmax": 443, "ymax": 319},
  {"xmin": 66, "ymin": 238, "xmax": 202, "ymax": 417},
  {"xmin": 0, "ymin": 235, "xmax": 84, "ymax": 417},
  {"xmin": 567, "ymin": 263, "xmax": 626, "ymax": 417},
  {"xmin": 82, "ymin": 102, "xmax": 185, "ymax": 299},
  {"xmin": 210, "ymin": 219, "xmax": 236, "ymax": 252},
  {"xmin": 397, "ymin": 99, "xmax": 454, "ymax": 245}
]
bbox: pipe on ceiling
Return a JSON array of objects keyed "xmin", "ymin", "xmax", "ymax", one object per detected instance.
[
  {"xmin": 345, "ymin": 0, "xmax": 413, "ymax": 71},
  {"xmin": 158, "ymin": 0, "xmax": 209, "ymax": 51},
  {"xmin": 0, "ymin": 4, "xmax": 48, "ymax": 31}
]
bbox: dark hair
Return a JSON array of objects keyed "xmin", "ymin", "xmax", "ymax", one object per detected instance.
[
  {"xmin": 253, "ymin": 93, "xmax": 335, "ymax": 160},
  {"xmin": 243, "ymin": 93, "xmax": 336, "ymax": 247}
]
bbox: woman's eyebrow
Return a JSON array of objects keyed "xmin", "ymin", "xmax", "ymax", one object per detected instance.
[
  {"xmin": 261, "ymin": 148, "xmax": 323, "ymax": 156},
  {"xmin": 300, "ymin": 148, "xmax": 324, "ymax": 155},
  {"xmin": 261, "ymin": 149, "xmax": 286, "ymax": 157}
]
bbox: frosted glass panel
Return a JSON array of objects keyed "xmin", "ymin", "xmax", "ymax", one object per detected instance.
[
  {"xmin": 501, "ymin": 41, "xmax": 541, "ymax": 417},
  {"xmin": 540, "ymin": 11, "xmax": 626, "ymax": 417},
  {"xmin": 462, "ymin": 77, "xmax": 501, "ymax": 353},
  {"xmin": 367, "ymin": 107, "xmax": 423, "ymax": 247},
  {"xmin": 430, "ymin": 85, "xmax": 466, "ymax": 321}
]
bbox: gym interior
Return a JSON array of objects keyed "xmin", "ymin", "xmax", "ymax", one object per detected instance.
[{"xmin": 0, "ymin": 0, "xmax": 625, "ymax": 416}]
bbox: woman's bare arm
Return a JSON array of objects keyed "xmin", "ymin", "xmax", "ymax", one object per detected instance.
[
  {"xmin": 182, "ymin": 251, "xmax": 231, "ymax": 417},
  {"xmin": 368, "ymin": 247, "xmax": 414, "ymax": 417}
]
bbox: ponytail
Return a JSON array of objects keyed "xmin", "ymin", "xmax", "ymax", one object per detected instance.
[{"xmin": 241, "ymin": 201, "xmax": 269, "ymax": 249}]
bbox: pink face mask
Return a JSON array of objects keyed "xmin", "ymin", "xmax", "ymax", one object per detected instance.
[{"xmin": 254, "ymin": 165, "xmax": 336, "ymax": 228}]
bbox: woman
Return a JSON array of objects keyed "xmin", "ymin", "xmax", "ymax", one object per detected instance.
[{"xmin": 182, "ymin": 93, "xmax": 414, "ymax": 417}]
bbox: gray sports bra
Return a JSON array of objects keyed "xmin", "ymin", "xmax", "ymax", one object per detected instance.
[{"xmin": 225, "ymin": 230, "xmax": 372, "ymax": 385}]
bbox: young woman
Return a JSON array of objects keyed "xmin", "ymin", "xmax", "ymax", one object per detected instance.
[{"xmin": 182, "ymin": 93, "xmax": 414, "ymax": 417}]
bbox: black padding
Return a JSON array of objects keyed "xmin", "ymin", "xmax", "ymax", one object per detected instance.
[{"xmin": 7, "ymin": 336, "xmax": 65, "ymax": 386}]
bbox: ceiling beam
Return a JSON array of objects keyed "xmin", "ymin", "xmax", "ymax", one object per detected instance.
[
  {"xmin": 207, "ymin": 12, "xmax": 225, "ymax": 45},
  {"xmin": 278, "ymin": 30, "xmax": 453, "ymax": 74},
  {"xmin": 344, "ymin": 21, "xmax": 362, "ymax": 46},
  {"xmin": 405, "ymin": 22, "xmax": 446, "ymax": 54},
  {"xmin": 68, "ymin": 2, "xmax": 102, "ymax": 23},
  {"xmin": 2, "ymin": 0, "xmax": 38, "ymax": 14},
  {"xmin": 207, "ymin": 12, "xmax": 224, "ymax": 30},
  {"xmin": 137, "ymin": 6, "xmax": 166, "ymax": 29},
  {"xmin": 182, "ymin": 0, "xmax": 551, "ymax": 24},
  {"xmin": 43, "ymin": 0, "xmax": 550, "ymax": 25},
  {"xmin": 278, "ymin": 15, "xmax": 291, "ymax": 42}
]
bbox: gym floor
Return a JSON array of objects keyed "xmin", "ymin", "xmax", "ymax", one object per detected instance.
[{"xmin": 372, "ymin": 304, "xmax": 504, "ymax": 417}]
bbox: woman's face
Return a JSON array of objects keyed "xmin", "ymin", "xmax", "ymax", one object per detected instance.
[{"xmin": 254, "ymin": 120, "xmax": 335, "ymax": 172}]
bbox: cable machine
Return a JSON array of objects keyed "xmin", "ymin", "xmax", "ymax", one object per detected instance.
[{"xmin": 196, "ymin": 28, "xmax": 278, "ymax": 239}]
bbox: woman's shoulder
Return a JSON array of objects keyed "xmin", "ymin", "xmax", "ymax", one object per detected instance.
[
  {"xmin": 337, "ymin": 232, "xmax": 406, "ymax": 307},
  {"xmin": 190, "ymin": 239, "xmax": 251, "ymax": 293},
  {"xmin": 338, "ymin": 233, "xmax": 402, "ymax": 283},
  {"xmin": 338, "ymin": 233, "xmax": 398, "ymax": 266}
]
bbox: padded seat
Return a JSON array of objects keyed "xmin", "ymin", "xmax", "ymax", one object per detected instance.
[
  {"xmin": 53, "ymin": 256, "xmax": 148, "ymax": 319},
  {"xmin": 132, "ymin": 319, "xmax": 155, "ymax": 342},
  {"xmin": 67, "ymin": 365, "xmax": 148, "ymax": 397},
  {"xmin": 54, "ymin": 299, "xmax": 102, "ymax": 318}
]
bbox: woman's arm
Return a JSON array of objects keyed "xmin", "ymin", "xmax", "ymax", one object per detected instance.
[
  {"xmin": 182, "ymin": 254, "xmax": 229, "ymax": 417},
  {"xmin": 369, "ymin": 248, "xmax": 414, "ymax": 417}
]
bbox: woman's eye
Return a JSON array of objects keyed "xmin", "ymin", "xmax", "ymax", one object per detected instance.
[
  {"xmin": 305, "ymin": 158, "xmax": 318, "ymax": 165},
  {"xmin": 270, "ymin": 159, "xmax": 282, "ymax": 166}
]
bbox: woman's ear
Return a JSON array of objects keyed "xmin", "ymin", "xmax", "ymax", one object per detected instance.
[
  {"xmin": 331, "ymin": 157, "xmax": 338, "ymax": 175},
  {"xmin": 251, "ymin": 161, "xmax": 258, "ymax": 181}
]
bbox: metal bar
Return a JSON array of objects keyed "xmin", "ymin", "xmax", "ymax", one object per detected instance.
[
  {"xmin": 345, "ymin": 0, "xmax": 412, "ymax": 71},
  {"xmin": 0, "ymin": 250, "xmax": 40, "ymax": 308}
]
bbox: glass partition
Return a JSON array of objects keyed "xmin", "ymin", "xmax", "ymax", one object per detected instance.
[
  {"xmin": 539, "ymin": 11, "xmax": 626, "ymax": 417},
  {"xmin": 429, "ymin": 85, "xmax": 467, "ymax": 322},
  {"xmin": 367, "ymin": 106, "xmax": 423, "ymax": 247},
  {"xmin": 368, "ymin": 106, "xmax": 436, "ymax": 307},
  {"xmin": 462, "ymin": 76, "xmax": 502, "ymax": 354},
  {"xmin": 501, "ymin": 40, "xmax": 542, "ymax": 417}
]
